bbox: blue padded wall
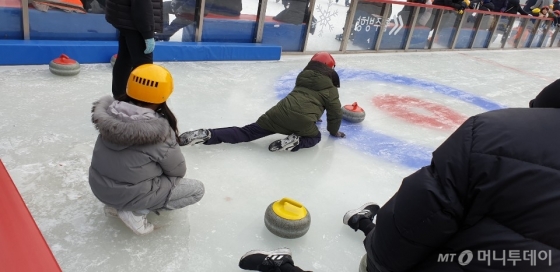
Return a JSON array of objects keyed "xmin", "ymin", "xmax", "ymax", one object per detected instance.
[{"xmin": 0, "ymin": 40, "xmax": 281, "ymax": 65}]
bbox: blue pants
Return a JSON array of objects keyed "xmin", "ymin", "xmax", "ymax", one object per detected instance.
[{"xmin": 204, "ymin": 123, "xmax": 321, "ymax": 151}]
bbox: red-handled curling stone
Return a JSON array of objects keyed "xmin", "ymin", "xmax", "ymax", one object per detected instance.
[
  {"xmin": 110, "ymin": 54, "xmax": 117, "ymax": 67},
  {"xmin": 49, "ymin": 54, "xmax": 80, "ymax": 76},
  {"xmin": 342, "ymin": 102, "xmax": 366, "ymax": 123}
]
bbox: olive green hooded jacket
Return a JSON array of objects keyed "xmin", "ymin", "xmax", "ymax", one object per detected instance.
[{"xmin": 256, "ymin": 63, "xmax": 342, "ymax": 137}]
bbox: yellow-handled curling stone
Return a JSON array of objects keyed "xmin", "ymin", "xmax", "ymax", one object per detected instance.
[{"xmin": 264, "ymin": 197, "xmax": 311, "ymax": 239}]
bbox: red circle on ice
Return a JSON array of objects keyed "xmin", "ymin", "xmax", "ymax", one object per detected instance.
[{"xmin": 373, "ymin": 95, "xmax": 467, "ymax": 130}]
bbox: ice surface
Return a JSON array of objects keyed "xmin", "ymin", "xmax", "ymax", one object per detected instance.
[{"xmin": 0, "ymin": 49, "xmax": 559, "ymax": 272}]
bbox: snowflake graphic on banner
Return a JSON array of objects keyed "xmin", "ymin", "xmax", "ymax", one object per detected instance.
[{"xmin": 315, "ymin": 0, "xmax": 339, "ymax": 37}]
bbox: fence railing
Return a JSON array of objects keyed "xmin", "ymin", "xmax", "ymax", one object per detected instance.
[{"xmin": 0, "ymin": 0, "xmax": 558, "ymax": 53}]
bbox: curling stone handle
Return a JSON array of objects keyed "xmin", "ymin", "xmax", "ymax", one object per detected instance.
[
  {"xmin": 60, "ymin": 54, "xmax": 69, "ymax": 59},
  {"xmin": 352, "ymin": 102, "xmax": 358, "ymax": 110},
  {"xmin": 278, "ymin": 197, "xmax": 305, "ymax": 215}
]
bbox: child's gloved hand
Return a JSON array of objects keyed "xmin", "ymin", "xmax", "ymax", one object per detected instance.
[
  {"xmin": 144, "ymin": 38, "xmax": 155, "ymax": 54},
  {"xmin": 331, "ymin": 131, "xmax": 346, "ymax": 138}
]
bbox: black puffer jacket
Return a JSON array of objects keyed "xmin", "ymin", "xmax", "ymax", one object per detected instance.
[
  {"xmin": 366, "ymin": 108, "xmax": 560, "ymax": 272},
  {"xmin": 433, "ymin": 0, "xmax": 464, "ymax": 10},
  {"xmin": 105, "ymin": 0, "xmax": 163, "ymax": 39},
  {"xmin": 504, "ymin": 0, "xmax": 528, "ymax": 14}
]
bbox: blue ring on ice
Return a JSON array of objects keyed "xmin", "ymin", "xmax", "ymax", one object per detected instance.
[{"xmin": 274, "ymin": 68, "xmax": 505, "ymax": 169}]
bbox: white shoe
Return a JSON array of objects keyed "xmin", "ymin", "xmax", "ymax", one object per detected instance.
[
  {"xmin": 117, "ymin": 210, "xmax": 154, "ymax": 235},
  {"xmin": 268, "ymin": 134, "xmax": 300, "ymax": 152},
  {"xmin": 103, "ymin": 205, "xmax": 118, "ymax": 218},
  {"xmin": 179, "ymin": 129, "xmax": 211, "ymax": 146}
]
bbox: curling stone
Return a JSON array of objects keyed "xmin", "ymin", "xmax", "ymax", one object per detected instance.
[
  {"xmin": 110, "ymin": 54, "xmax": 117, "ymax": 67},
  {"xmin": 264, "ymin": 197, "xmax": 311, "ymax": 239},
  {"xmin": 342, "ymin": 102, "xmax": 366, "ymax": 123},
  {"xmin": 49, "ymin": 54, "xmax": 80, "ymax": 76},
  {"xmin": 359, "ymin": 254, "xmax": 367, "ymax": 272}
]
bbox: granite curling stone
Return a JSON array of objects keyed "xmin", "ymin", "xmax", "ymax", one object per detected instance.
[
  {"xmin": 359, "ymin": 253, "xmax": 367, "ymax": 272},
  {"xmin": 110, "ymin": 54, "xmax": 117, "ymax": 67},
  {"xmin": 264, "ymin": 197, "xmax": 311, "ymax": 239},
  {"xmin": 342, "ymin": 102, "xmax": 366, "ymax": 123},
  {"xmin": 49, "ymin": 54, "xmax": 80, "ymax": 76}
]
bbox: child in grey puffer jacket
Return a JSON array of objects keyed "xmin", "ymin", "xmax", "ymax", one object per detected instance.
[{"xmin": 89, "ymin": 64, "xmax": 204, "ymax": 235}]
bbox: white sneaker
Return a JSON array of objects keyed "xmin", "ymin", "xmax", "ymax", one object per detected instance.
[
  {"xmin": 117, "ymin": 210, "xmax": 154, "ymax": 235},
  {"xmin": 179, "ymin": 129, "xmax": 211, "ymax": 146},
  {"xmin": 103, "ymin": 205, "xmax": 118, "ymax": 218},
  {"xmin": 268, "ymin": 134, "xmax": 300, "ymax": 152}
]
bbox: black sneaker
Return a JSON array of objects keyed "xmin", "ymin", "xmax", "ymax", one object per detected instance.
[
  {"xmin": 178, "ymin": 129, "xmax": 211, "ymax": 146},
  {"xmin": 239, "ymin": 248, "xmax": 293, "ymax": 271},
  {"xmin": 268, "ymin": 134, "xmax": 300, "ymax": 152},
  {"xmin": 343, "ymin": 202, "xmax": 380, "ymax": 231}
]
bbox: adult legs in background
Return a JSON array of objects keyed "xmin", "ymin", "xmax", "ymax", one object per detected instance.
[
  {"xmin": 155, "ymin": 2, "xmax": 194, "ymax": 41},
  {"xmin": 112, "ymin": 28, "xmax": 153, "ymax": 98}
]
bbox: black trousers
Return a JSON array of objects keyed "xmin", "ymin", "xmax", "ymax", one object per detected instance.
[
  {"xmin": 204, "ymin": 123, "xmax": 322, "ymax": 152},
  {"xmin": 112, "ymin": 28, "xmax": 153, "ymax": 99}
]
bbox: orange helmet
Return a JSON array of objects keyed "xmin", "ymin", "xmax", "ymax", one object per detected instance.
[{"xmin": 311, "ymin": 52, "xmax": 336, "ymax": 69}]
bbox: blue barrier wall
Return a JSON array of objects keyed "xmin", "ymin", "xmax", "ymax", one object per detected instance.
[{"xmin": 0, "ymin": 40, "xmax": 281, "ymax": 65}]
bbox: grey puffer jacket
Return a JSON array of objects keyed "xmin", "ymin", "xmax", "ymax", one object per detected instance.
[{"xmin": 89, "ymin": 96, "xmax": 186, "ymax": 211}]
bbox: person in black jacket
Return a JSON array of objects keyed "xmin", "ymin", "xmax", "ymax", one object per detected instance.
[
  {"xmin": 335, "ymin": 0, "xmax": 392, "ymax": 41},
  {"xmin": 155, "ymin": 0, "xmax": 242, "ymax": 42},
  {"xmin": 504, "ymin": 0, "xmax": 528, "ymax": 14},
  {"xmin": 105, "ymin": 0, "xmax": 163, "ymax": 98},
  {"xmin": 238, "ymin": 79, "xmax": 560, "ymax": 271},
  {"xmin": 433, "ymin": 0, "xmax": 468, "ymax": 11},
  {"xmin": 273, "ymin": 0, "xmax": 316, "ymax": 35},
  {"xmin": 524, "ymin": 0, "xmax": 539, "ymax": 13}
]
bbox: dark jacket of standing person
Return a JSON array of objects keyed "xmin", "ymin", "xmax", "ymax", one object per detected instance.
[
  {"xmin": 433, "ymin": 0, "xmax": 465, "ymax": 10},
  {"xmin": 105, "ymin": 0, "xmax": 164, "ymax": 38},
  {"xmin": 524, "ymin": 0, "xmax": 539, "ymax": 12},
  {"xmin": 364, "ymin": 80, "xmax": 560, "ymax": 271},
  {"xmin": 171, "ymin": 0, "xmax": 242, "ymax": 21},
  {"xmin": 274, "ymin": 0, "xmax": 309, "ymax": 23},
  {"xmin": 504, "ymin": 0, "xmax": 529, "ymax": 14},
  {"xmin": 206, "ymin": 0, "xmax": 242, "ymax": 16}
]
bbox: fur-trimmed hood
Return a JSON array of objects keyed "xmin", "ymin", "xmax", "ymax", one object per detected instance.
[{"xmin": 91, "ymin": 96, "xmax": 174, "ymax": 146}]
